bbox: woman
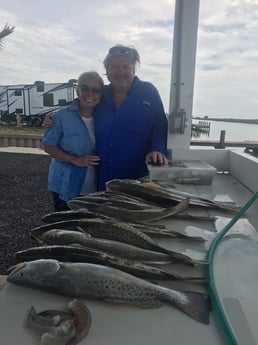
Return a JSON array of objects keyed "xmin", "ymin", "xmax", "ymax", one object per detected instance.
[{"xmin": 42, "ymin": 71, "xmax": 104, "ymax": 211}]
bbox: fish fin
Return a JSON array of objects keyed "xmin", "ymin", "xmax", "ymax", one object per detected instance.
[
  {"xmin": 76, "ymin": 226, "xmax": 89, "ymax": 234},
  {"xmin": 190, "ymin": 259, "xmax": 209, "ymax": 266},
  {"xmin": 174, "ymin": 291, "xmax": 211, "ymax": 324},
  {"xmin": 104, "ymin": 297, "xmax": 162, "ymax": 308}
]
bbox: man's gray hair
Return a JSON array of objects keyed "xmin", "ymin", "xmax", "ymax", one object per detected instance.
[{"xmin": 103, "ymin": 45, "xmax": 140, "ymax": 70}]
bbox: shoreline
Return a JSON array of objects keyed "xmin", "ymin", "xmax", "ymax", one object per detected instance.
[{"xmin": 193, "ymin": 117, "xmax": 258, "ymax": 125}]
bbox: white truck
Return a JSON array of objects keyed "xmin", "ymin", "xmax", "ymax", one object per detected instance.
[{"xmin": 0, "ymin": 79, "xmax": 76, "ymax": 126}]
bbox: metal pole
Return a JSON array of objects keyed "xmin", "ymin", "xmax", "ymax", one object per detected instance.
[
  {"xmin": 168, "ymin": 0, "xmax": 200, "ymax": 149},
  {"xmin": 219, "ymin": 130, "xmax": 226, "ymax": 148}
]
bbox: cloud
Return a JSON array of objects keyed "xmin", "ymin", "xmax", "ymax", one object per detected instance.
[{"xmin": 0, "ymin": 0, "xmax": 258, "ymax": 119}]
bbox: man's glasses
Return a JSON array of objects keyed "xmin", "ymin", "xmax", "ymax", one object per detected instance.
[
  {"xmin": 108, "ymin": 46, "xmax": 132, "ymax": 56},
  {"xmin": 80, "ymin": 85, "xmax": 102, "ymax": 94}
]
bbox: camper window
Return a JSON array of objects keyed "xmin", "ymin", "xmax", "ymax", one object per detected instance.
[
  {"xmin": 36, "ymin": 83, "xmax": 44, "ymax": 92},
  {"xmin": 43, "ymin": 93, "xmax": 54, "ymax": 106},
  {"xmin": 14, "ymin": 90, "xmax": 22, "ymax": 96},
  {"xmin": 58, "ymin": 99, "xmax": 67, "ymax": 106}
]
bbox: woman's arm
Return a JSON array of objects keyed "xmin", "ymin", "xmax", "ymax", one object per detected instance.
[
  {"xmin": 43, "ymin": 145, "xmax": 71, "ymax": 163},
  {"xmin": 43, "ymin": 145, "xmax": 100, "ymax": 167}
]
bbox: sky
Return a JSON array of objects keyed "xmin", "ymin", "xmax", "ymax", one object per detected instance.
[{"xmin": 0, "ymin": 0, "xmax": 258, "ymax": 119}]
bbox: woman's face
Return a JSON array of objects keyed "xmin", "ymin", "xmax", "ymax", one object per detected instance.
[
  {"xmin": 77, "ymin": 79, "xmax": 102, "ymax": 110},
  {"xmin": 106, "ymin": 55, "xmax": 135, "ymax": 92}
]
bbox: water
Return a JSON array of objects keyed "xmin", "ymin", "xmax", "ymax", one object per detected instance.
[{"xmin": 192, "ymin": 120, "xmax": 258, "ymax": 142}]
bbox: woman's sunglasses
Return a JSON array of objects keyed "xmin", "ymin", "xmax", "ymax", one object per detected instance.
[{"xmin": 80, "ymin": 85, "xmax": 102, "ymax": 94}]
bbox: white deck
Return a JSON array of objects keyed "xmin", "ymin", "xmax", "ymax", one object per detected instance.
[{"xmin": 0, "ymin": 148, "xmax": 257, "ymax": 345}]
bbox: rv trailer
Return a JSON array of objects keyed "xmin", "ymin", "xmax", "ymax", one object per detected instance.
[{"xmin": 0, "ymin": 79, "xmax": 76, "ymax": 127}]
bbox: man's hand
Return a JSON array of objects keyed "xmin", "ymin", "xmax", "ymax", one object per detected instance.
[
  {"xmin": 70, "ymin": 155, "xmax": 100, "ymax": 168},
  {"xmin": 145, "ymin": 151, "xmax": 168, "ymax": 165}
]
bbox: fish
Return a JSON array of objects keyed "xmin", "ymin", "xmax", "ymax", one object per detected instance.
[
  {"xmin": 12, "ymin": 245, "xmax": 206, "ymax": 283},
  {"xmin": 26, "ymin": 306, "xmax": 71, "ymax": 330},
  {"xmin": 40, "ymin": 219, "xmax": 205, "ymax": 241},
  {"xmin": 41, "ymin": 209, "xmax": 111, "ymax": 223},
  {"xmin": 170, "ymin": 214, "xmax": 217, "ymax": 221},
  {"xmin": 30, "ymin": 219, "xmax": 207, "ymax": 266},
  {"xmin": 27, "ymin": 300, "xmax": 92, "ymax": 345},
  {"xmin": 106, "ymin": 179, "xmax": 179, "ymax": 205},
  {"xmin": 26, "ymin": 305, "xmax": 76, "ymax": 344},
  {"xmin": 42, "ymin": 210, "xmax": 170, "ymax": 230},
  {"xmin": 106, "ymin": 179, "xmax": 240, "ymax": 212},
  {"xmin": 66, "ymin": 299, "xmax": 92, "ymax": 345},
  {"xmin": 76, "ymin": 193, "xmax": 165, "ymax": 211},
  {"xmin": 132, "ymin": 224, "xmax": 207, "ymax": 241},
  {"xmin": 41, "ymin": 320, "xmax": 76, "ymax": 345},
  {"xmin": 34, "ymin": 229, "xmax": 207, "ymax": 266},
  {"xmin": 67, "ymin": 197, "xmax": 190, "ymax": 222},
  {"xmin": 34, "ymin": 229, "xmax": 184, "ymax": 263},
  {"xmin": 7, "ymin": 259, "xmax": 211, "ymax": 324}
]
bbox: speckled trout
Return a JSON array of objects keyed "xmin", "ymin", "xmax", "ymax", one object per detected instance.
[
  {"xmin": 30, "ymin": 219, "xmax": 207, "ymax": 266},
  {"xmin": 7, "ymin": 259, "xmax": 210, "ymax": 324},
  {"xmin": 67, "ymin": 197, "xmax": 190, "ymax": 222},
  {"xmin": 106, "ymin": 179, "xmax": 239, "ymax": 212}
]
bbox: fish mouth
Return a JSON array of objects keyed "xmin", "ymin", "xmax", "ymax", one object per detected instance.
[{"xmin": 7, "ymin": 262, "xmax": 26, "ymax": 276}]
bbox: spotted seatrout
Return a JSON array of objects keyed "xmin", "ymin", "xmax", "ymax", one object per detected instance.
[
  {"xmin": 106, "ymin": 179, "xmax": 239, "ymax": 212},
  {"xmin": 67, "ymin": 197, "xmax": 190, "ymax": 222},
  {"xmin": 30, "ymin": 219, "xmax": 207, "ymax": 266},
  {"xmin": 13, "ymin": 244, "xmax": 207, "ymax": 283},
  {"xmin": 8, "ymin": 259, "xmax": 211, "ymax": 325}
]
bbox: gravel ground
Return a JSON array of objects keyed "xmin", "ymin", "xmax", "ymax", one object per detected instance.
[{"xmin": 0, "ymin": 152, "xmax": 53, "ymax": 274}]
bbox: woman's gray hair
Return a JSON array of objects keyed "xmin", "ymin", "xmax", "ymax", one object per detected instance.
[
  {"xmin": 76, "ymin": 71, "xmax": 104, "ymax": 93},
  {"xmin": 103, "ymin": 45, "xmax": 140, "ymax": 70}
]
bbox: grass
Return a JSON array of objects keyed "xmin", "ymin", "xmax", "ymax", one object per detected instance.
[{"xmin": 0, "ymin": 125, "xmax": 45, "ymax": 136}]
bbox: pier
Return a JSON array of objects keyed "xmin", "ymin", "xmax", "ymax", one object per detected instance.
[
  {"xmin": 191, "ymin": 130, "xmax": 258, "ymax": 152},
  {"xmin": 191, "ymin": 121, "xmax": 210, "ymax": 133},
  {"xmin": 190, "ymin": 139, "xmax": 258, "ymax": 149}
]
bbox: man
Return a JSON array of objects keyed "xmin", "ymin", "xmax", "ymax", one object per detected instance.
[{"xmin": 95, "ymin": 45, "xmax": 168, "ymax": 190}]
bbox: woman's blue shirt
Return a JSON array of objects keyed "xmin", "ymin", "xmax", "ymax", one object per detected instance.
[{"xmin": 42, "ymin": 99, "xmax": 94, "ymax": 201}]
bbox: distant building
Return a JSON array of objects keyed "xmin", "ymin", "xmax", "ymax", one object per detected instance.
[{"xmin": 0, "ymin": 80, "xmax": 77, "ymax": 118}]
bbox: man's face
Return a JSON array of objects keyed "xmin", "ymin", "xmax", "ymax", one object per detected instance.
[{"xmin": 106, "ymin": 55, "xmax": 135, "ymax": 91}]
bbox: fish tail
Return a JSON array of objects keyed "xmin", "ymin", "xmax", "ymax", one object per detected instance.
[
  {"xmin": 172, "ymin": 291, "xmax": 211, "ymax": 324},
  {"xmin": 166, "ymin": 254, "xmax": 209, "ymax": 267},
  {"xmin": 156, "ymin": 247, "xmax": 208, "ymax": 267}
]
